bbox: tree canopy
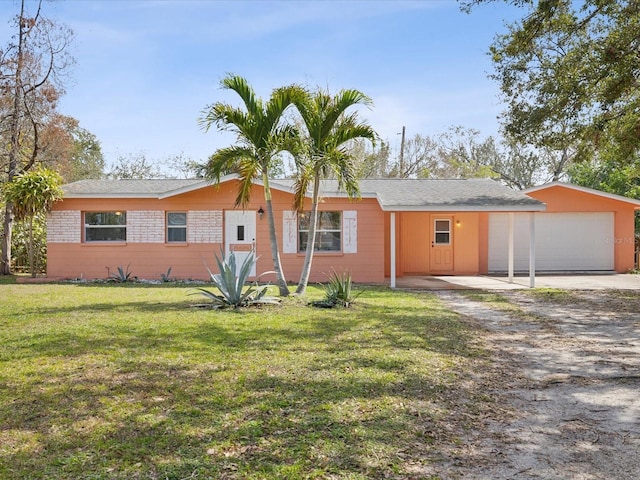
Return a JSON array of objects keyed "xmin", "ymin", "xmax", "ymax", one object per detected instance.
[{"xmin": 466, "ymin": 0, "xmax": 640, "ymax": 162}]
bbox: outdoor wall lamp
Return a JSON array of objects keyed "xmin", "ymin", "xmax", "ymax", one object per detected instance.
[{"xmin": 258, "ymin": 206, "xmax": 264, "ymax": 220}]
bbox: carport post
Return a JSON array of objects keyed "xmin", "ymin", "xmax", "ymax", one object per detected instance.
[
  {"xmin": 508, "ymin": 212, "xmax": 514, "ymax": 283},
  {"xmin": 529, "ymin": 212, "xmax": 536, "ymax": 288},
  {"xmin": 390, "ymin": 212, "xmax": 396, "ymax": 288}
]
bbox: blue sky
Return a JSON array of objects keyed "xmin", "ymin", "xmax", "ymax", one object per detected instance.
[{"xmin": 0, "ymin": 0, "xmax": 523, "ymax": 170}]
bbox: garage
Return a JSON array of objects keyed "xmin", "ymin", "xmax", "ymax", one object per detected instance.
[{"xmin": 488, "ymin": 212, "xmax": 615, "ymax": 272}]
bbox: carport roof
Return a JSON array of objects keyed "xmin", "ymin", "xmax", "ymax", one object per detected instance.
[
  {"xmin": 359, "ymin": 178, "xmax": 544, "ymax": 211},
  {"xmin": 61, "ymin": 176, "xmax": 545, "ymax": 211}
]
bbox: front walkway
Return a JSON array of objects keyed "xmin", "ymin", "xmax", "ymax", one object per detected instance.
[{"xmin": 394, "ymin": 274, "xmax": 640, "ymax": 290}]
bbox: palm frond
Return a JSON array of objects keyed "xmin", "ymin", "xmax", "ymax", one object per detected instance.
[
  {"xmin": 292, "ymin": 162, "xmax": 314, "ymax": 212},
  {"xmin": 221, "ymin": 74, "xmax": 261, "ymax": 116},
  {"xmin": 205, "ymin": 146, "xmax": 253, "ymax": 183},
  {"xmin": 264, "ymin": 85, "xmax": 300, "ymax": 129}
]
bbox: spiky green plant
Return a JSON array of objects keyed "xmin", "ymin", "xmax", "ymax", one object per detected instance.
[
  {"xmin": 191, "ymin": 250, "xmax": 280, "ymax": 309},
  {"xmin": 109, "ymin": 264, "xmax": 134, "ymax": 283},
  {"xmin": 160, "ymin": 267, "xmax": 173, "ymax": 282},
  {"xmin": 314, "ymin": 270, "xmax": 362, "ymax": 308}
]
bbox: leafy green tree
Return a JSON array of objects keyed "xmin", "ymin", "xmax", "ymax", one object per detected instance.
[
  {"xmin": 11, "ymin": 213, "xmax": 46, "ymax": 273},
  {"xmin": 291, "ymin": 88, "xmax": 377, "ymax": 294},
  {"xmin": 3, "ymin": 167, "xmax": 63, "ymax": 277},
  {"xmin": 569, "ymin": 154, "xmax": 640, "ymax": 229},
  {"xmin": 37, "ymin": 115, "xmax": 105, "ymax": 182},
  {"xmin": 467, "ymin": 0, "xmax": 640, "ymax": 162},
  {"xmin": 66, "ymin": 125, "xmax": 105, "ymax": 181},
  {"xmin": 199, "ymin": 75, "xmax": 299, "ymax": 296}
]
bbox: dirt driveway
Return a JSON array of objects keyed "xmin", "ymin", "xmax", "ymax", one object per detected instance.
[{"xmin": 435, "ymin": 289, "xmax": 640, "ymax": 480}]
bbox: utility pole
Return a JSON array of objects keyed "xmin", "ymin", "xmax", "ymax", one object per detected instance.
[{"xmin": 399, "ymin": 125, "xmax": 406, "ymax": 178}]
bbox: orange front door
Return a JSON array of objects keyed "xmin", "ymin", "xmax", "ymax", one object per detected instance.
[{"xmin": 430, "ymin": 215, "xmax": 454, "ymax": 273}]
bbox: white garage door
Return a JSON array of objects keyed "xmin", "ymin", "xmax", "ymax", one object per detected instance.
[{"xmin": 488, "ymin": 213, "xmax": 615, "ymax": 272}]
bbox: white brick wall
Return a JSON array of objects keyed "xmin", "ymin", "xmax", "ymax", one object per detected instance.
[
  {"xmin": 47, "ymin": 210, "xmax": 81, "ymax": 243},
  {"xmin": 127, "ymin": 210, "xmax": 165, "ymax": 243},
  {"xmin": 47, "ymin": 209, "xmax": 223, "ymax": 244},
  {"xmin": 188, "ymin": 210, "xmax": 223, "ymax": 243}
]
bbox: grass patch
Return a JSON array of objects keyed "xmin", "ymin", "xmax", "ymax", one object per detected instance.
[
  {"xmin": 0, "ymin": 275, "xmax": 17, "ymax": 285},
  {"xmin": 528, "ymin": 288, "xmax": 576, "ymax": 302},
  {"xmin": 459, "ymin": 290, "xmax": 524, "ymax": 315},
  {"xmin": 0, "ymin": 284, "xmax": 488, "ymax": 479}
]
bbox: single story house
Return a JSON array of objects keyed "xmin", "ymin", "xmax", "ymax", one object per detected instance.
[{"xmin": 46, "ymin": 176, "xmax": 640, "ymax": 285}]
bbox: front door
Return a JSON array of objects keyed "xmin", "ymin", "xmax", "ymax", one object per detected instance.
[
  {"xmin": 429, "ymin": 215, "xmax": 454, "ymax": 273},
  {"xmin": 225, "ymin": 210, "xmax": 257, "ymax": 276}
]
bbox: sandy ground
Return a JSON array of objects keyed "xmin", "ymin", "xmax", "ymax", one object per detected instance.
[{"xmin": 434, "ymin": 289, "xmax": 640, "ymax": 480}]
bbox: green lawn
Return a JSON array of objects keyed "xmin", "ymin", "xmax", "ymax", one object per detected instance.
[{"xmin": 0, "ymin": 283, "xmax": 490, "ymax": 479}]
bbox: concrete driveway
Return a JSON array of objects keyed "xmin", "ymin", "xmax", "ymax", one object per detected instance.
[{"xmin": 395, "ymin": 274, "xmax": 640, "ymax": 290}]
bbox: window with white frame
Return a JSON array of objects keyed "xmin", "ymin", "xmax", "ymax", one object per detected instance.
[
  {"xmin": 84, "ymin": 212, "xmax": 126, "ymax": 242},
  {"xmin": 434, "ymin": 219, "xmax": 451, "ymax": 245},
  {"xmin": 298, "ymin": 211, "xmax": 341, "ymax": 252},
  {"xmin": 166, "ymin": 212, "xmax": 187, "ymax": 242}
]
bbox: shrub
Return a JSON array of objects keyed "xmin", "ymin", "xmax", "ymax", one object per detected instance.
[{"xmin": 313, "ymin": 270, "xmax": 362, "ymax": 308}]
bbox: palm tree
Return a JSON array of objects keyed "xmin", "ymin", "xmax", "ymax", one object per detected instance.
[
  {"xmin": 292, "ymin": 88, "xmax": 377, "ymax": 294},
  {"xmin": 3, "ymin": 167, "xmax": 64, "ymax": 277},
  {"xmin": 200, "ymin": 75, "xmax": 299, "ymax": 296}
]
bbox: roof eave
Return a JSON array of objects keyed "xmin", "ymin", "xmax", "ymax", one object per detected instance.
[
  {"xmin": 157, "ymin": 180, "xmax": 211, "ymax": 199},
  {"xmin": 62, "ymin": 193, "xmax": 160, "ymax": 199},
  {"xmin": 525, "ymin": 181, "xmax": 640, "ymax": 207},
  {"xmin": 381, "ymin": 204, "xmax": 547, "ymax": 212}
]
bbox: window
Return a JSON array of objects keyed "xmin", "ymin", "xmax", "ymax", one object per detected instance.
[
  {"xmin": 84, "ymin": 212, "xmax": 126, "ymax": 242},
  {"xmin": 434, "ymin": 219, "xmax": 451, "ymax": 245},
  {"xmin": 299, "ymin": 211, "xmax": 341, "ymax": 252},
  {"xmin": 167, "ymin": 212, "xmax": 187, "ymax": 242}
]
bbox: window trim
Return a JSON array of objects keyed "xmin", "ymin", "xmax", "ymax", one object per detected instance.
[
  {"xmin": 298, "ymin": 211, "xmax": 342, "ymax": 253},
  {"xmin": 166, "ymin": 211, "xmax": 187, "ymax": 243},
  {"xmin": 433, "ymin": 218, "xmax": 451, "ymax": 245},
  {"xmin": 84, "ymin": 211, "xmax": 127, "ymax": 243}
]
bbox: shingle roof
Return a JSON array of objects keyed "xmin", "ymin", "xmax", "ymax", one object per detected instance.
[
  {"xmin": 62, "ymin": 177, "xmax": 545, "ymax": 211},
  {"xmin": 62, "ymin": 179, "xmax": 205, "ymax": 197},
  {"xmin": 272, "ymin": 178, "xmax": 545, "ymax": 211}
]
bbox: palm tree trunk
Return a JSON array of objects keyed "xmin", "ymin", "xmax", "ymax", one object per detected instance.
[
  {"xmin": 296, "ymin": 175, "xmax": 321, "ymax": 294},
  {"xmin": 263, "ymin": 174, "xmax": 290, "ymax": 296}
]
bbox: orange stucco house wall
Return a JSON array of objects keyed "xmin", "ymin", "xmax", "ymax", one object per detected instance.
[
  {"xmin": 47, "ymin": 178, "xmax": 640, "ymax": 283},
  {"xmin": 47, "ymin": 178, "xmax": 386, "ymax": 283}
]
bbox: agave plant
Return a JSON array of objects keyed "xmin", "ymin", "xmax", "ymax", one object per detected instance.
[
  {"xmin": 109, "ymin": 264, "xmax": 134, "ymax": 283},
  {"xmin": 313, "ymin": 270, "xmax": 362, "ymax": 308},
  {"xmin": 191, "ymin": 250, "xmax": 280, "ymax": 309}
]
